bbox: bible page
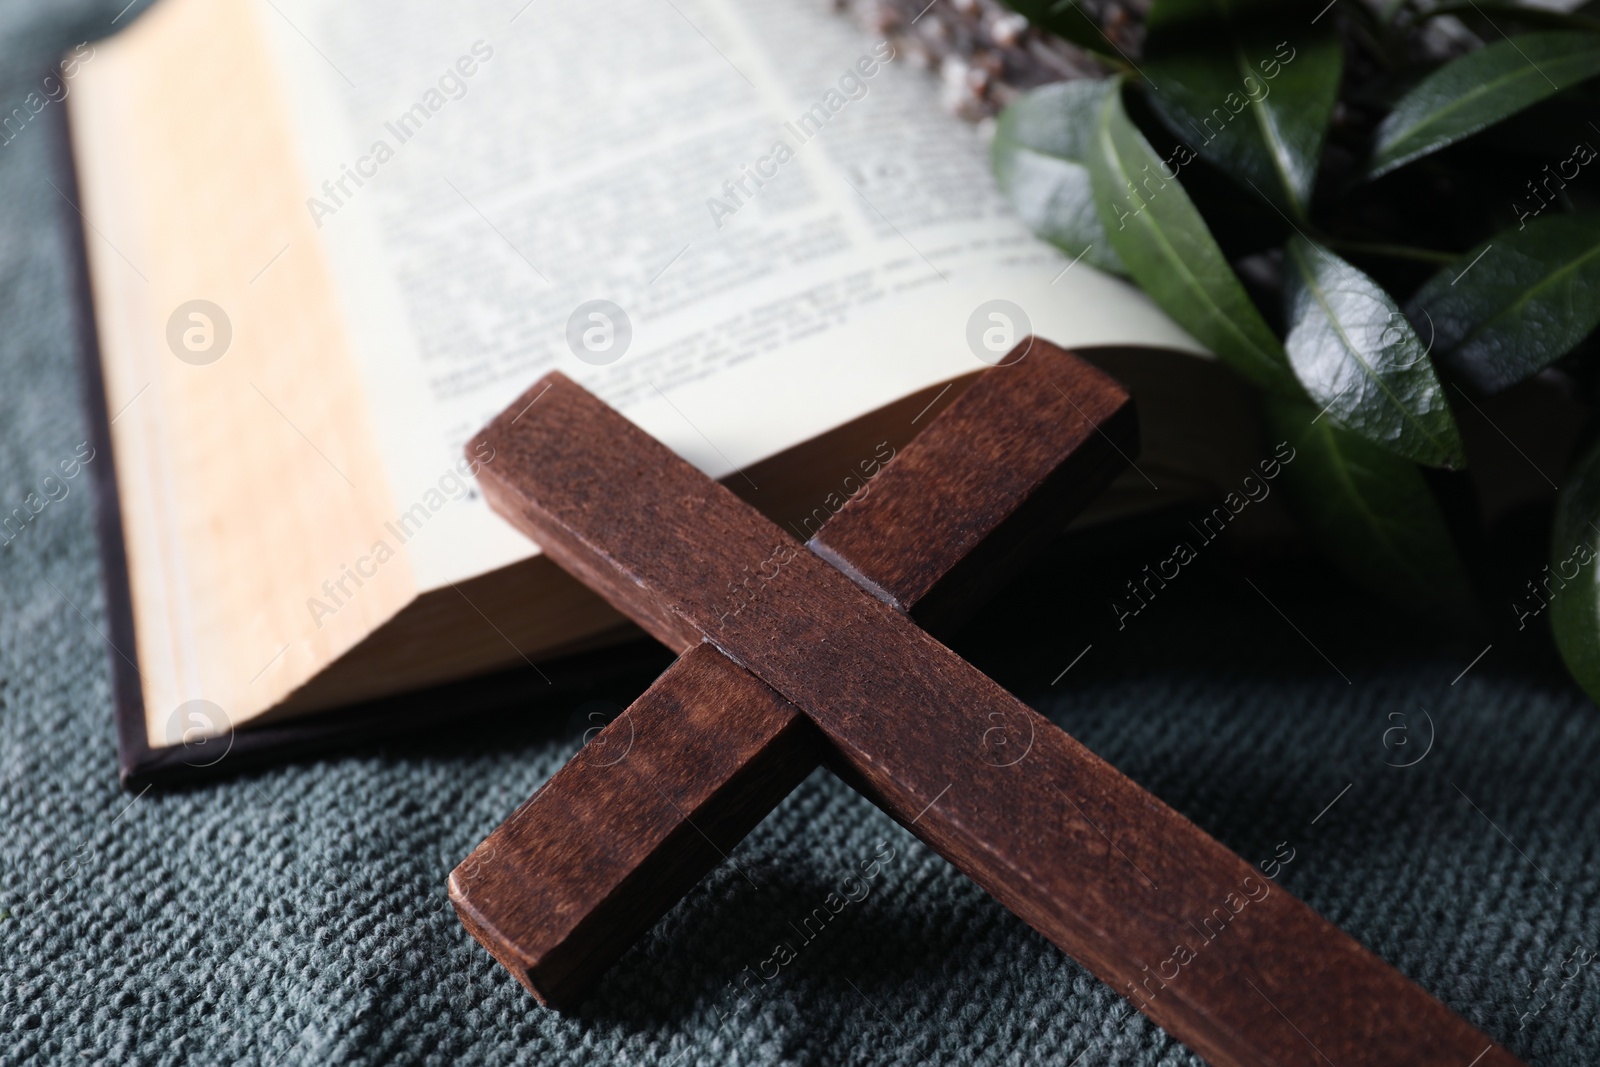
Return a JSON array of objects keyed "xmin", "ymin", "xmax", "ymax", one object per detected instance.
[{"xmin": 260, "ymin": 0, "xmax": 1201, "ymax": 591}]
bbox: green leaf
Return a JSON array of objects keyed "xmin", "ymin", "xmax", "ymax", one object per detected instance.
[
  {"xmin": 1264, "ymin": 396, "xmax": 1477, "ymax": 617},
  {"xmin": 992, "ymin": 81, "xmax": 1125, "ymax": 274},
  {"xmin": 1405, "ymin": 212, "xmax": 1600, "ymax": 394},
  {"xmin": 1085, "ymin": 82, "xmax": 1297, "ymax": 394},
  {"xmin": 1283, "ymin": 236, "xmax": 1465, "ymax": 468},
  {"xmin": 1004, "ymin": 0, "xmax": 1122, "ymax": 59},
  {"xmin": 1369, "ymin": 32, "xmax": 1600, "ymax": 177},
  {"xmin": 1551, "ymin": 437, "xmax": 1600, "ymax": 704},
  {"xmin": 1142, "ymin": 1, "xmax": 1343, "ymax": 216}
]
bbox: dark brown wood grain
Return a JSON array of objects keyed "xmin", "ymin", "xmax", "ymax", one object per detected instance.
[
  {"xmin": 461, "ymin": 367, "xmax": 1521, "ymax": 1067},
  {"xmin": 450, "ymin": 343, "xmax": 1135, "ymax": 1007},
  {"xmin": 451, "ymin": 643, "xmax": 817, "ymax": 1007},
  {"xmin": 812, "ymin": 339, "xmax": 1136, "ymax": 632}
]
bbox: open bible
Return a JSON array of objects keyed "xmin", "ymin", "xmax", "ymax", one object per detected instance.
[{"xmin": 67, "ymin": 0, "xmax": 1246, "ymax": 782}]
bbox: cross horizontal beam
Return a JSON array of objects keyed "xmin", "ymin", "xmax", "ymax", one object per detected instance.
[{"xmin": 452, "ymin": 344, "xmax": 1135, "ymax": 1006}]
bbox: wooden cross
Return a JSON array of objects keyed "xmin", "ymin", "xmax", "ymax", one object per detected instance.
[{"xmin": 449, "ymin": 340, "xmax": 1521, "ymax": 1067}]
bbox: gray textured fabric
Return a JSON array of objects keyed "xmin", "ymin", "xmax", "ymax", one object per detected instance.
[{"xmin": 3, "ymin": 5, "xmax": 1598, "ymax": 1065}]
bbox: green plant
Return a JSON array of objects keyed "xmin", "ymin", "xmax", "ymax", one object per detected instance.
[{"xmin": 994, "ymin": 0, "xmax": 1600, "ymax": 695}]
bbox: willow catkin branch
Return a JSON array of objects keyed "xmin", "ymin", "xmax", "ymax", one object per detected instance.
[{"xmin": 832, "ymin": 0, "xmax": 1144, "ymax": 118}]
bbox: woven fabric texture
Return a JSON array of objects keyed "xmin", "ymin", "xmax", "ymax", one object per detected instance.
[{"xmin": 2, "ymin": 4, "xmax": 1598, "ymax": 1064}]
